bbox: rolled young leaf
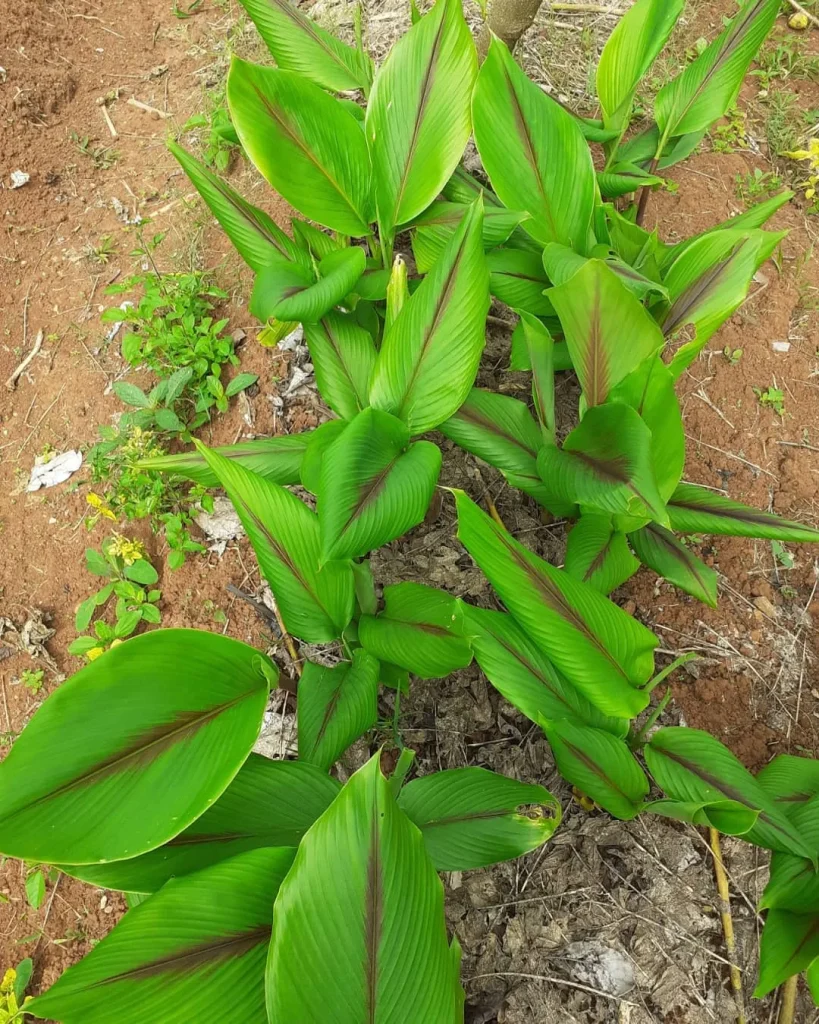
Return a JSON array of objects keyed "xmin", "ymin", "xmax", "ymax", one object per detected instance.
[
  {"xmin": 28, "ymin": 848, "xmax": 295, "ymax": 1024},
  {"xmin": 397, "ymin": 767, "xmax": 561, "ymax": 871},
  {"xmin": 304, "ymin": 311, "xmax": 378, "ymax": 422},
  {"xmin": 642, "ymin": 797, "xmax": 759, "ymax": 836},
  {"xmin": 541, "ymin": 717, "xmax": 649, "ymax": 820},
  {"xmin": 754, "ymin": 909, "xmax": 819, "ymax": 999},
  {"xmin": 318, "ymin": 407, "xmax": 441, "ymax": 562},
  {"xmin": 564, "ymin": 513, "xmax": 640, "ymax": 595},
  {"xmin": 517, "ymin": 310, "xmax": 555, "ymax": 441},
  {"xmin": 369, "ymin": 196, "xmax": 490, "ymax": 435},
  {"xmin": 547, "ymin": 259, "xmax": 664, "ymax": 406},
  {"xmin": 236, "ymin": 0, "xmax": 372, "ymax": 92},
  {"xmin": 252, "ymin": 246, "xmax": 367, "ymax": 324},
  {"xmin": 629, "ymin": 522, "xmax": 717, "ymax": 607},
  {"xmin": 0, "ymin": 630, "xmax": 272, "ymax": 864},
  {"xmin": 300, "ymin": 419, "xmax": 349, "ymax": 495},
  {"xmin": 138, "ymin": 434, "xmax": 309, "ymax": 488},
  {"xmin": 666, "ymin": 483, "xmax": 819, "ymax": 543},
  {"xmin": 298, "ymin": 651, "xmax": 380, "ymax": 771},
  {"xmin": 473, "ymin": 36, "xmax": 595, "ymax": 251},
  {"xmin": 227, "ymin": 58, "xmax": 372, "ymax": 235},
  {"xmin": 60, "ymin": 756, "xmax": 340, "ymax": 894},
  {"xmin": 461, "ymin": 604, "xmax": 628, "ymax": 737},
  {"xmin": 359, "ymin": 582, "xmax": 472, "ymax": 679},
  {"xmin": 454, "ymin": 490, "xmax": 655, "ymax": 718},
  {"xmin": 266, "ymin": 753, "xmax": 463, "ymax": 1023},
  {"xmin": 366, "ymin": 0, "xmax": 477, "ymax": 242},
  {"xmin": 195, "ymin": 442, "xmax": 355, "ymax": 642},
  {"xmin": 645, "ymin": 727, "xmax": 815, "ymax": 860}
]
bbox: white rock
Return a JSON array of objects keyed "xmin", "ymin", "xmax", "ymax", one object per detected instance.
[
  {"xmin": 10, "ymin": 170, "xmax": 30, "ymax": 189},
  {"xmin": 27, "ymin": 450, "xmax": 82, "ymax": 491},
  {"xmin": 194, "ymin": 495, "xmax": 245, "ymax": 554},
  {"xmin": 771, "ymin": 340, "xmax": 790, "ymax": 353},
  {"xmin": 563, "ymin": 941, "xmax": 636, "ymax": 997}
]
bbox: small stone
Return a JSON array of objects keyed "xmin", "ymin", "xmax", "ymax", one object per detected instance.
[
  {"xmin": 789, "ymin": 11, "xmax": 809, "ymax": 30},
  {"xmin": 771, "ymin": 340, "xmax": 790, "ymax": 353},
  {"xmin": 622, "ymin": 600, "xmax": 637, "ymax": 616},
  {"xmin": 9, "ymin": 170, "xmax": 30, "ymax": 189},
  {"xmin": 754, "ymin": 595, "xmax": 777, "ymax": 618}
]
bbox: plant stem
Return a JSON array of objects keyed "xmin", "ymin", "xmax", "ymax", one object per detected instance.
[
  {"xmin": 487, "ymin": 497, "xmax": 506, "ymax": 530},
  {"xmin": 389, "ymin": 746, "xmax": 416, "ymax": 799},
  {"xmin": 367, "ymin": 231, "xmax": 382, "ymax": 265},
  {"xmin": 646, "ymin": 651, "xmax": 697, "ymax": 693},
  {"xmin": 778, "ymin": 974, "xmax": 798, "ymax": 1024},
  {"xmin": 392, "ymin": 686, "xmax": 403, "ymax": 748},
  {"xmin": 710, "ymin": 827, "xmax": 747, "ymax": 1024},
  {"xmin": 629, "ymin": 686, "xmax": 672, "ymax": 748},
  {"xmin": 635, "ymin": 157, "xmax": 660, "ymax": 226}
]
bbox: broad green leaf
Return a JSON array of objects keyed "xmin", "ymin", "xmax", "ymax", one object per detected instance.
[
  {"xmin": 352, "ymin": 264, "xmax": 391, "ymax": 302},
  {"xmin": 754, "ymin": 909, "xmax": 819, "ymax": 999},
  {"xmin": 252, "ymin": 247, "xmax": 366, "ymax": 323},
  {"xmin": 298, "ymin": 651, "xmax": 380, "ymax": 770},
  {"xmin": 461, "ymin": 604, "xmax": 628, "ymax": 737},
  {"xmin": 809, "ymin": 959, "xmax": 819, "ymax": 1007},
  {"xmin": 397, "ymin": 767, "xmax": 560, "ymax": 870},
  {"xmin": 29, "ymin": 848, "xmax": 294, "ymax": 1024},
  {"xmin": 541, "ymin": 717, "xmax": 649, "ymax": 820},
  {"xmin": 60, "ymin": 756, "xmax": 340, "ymax": 894},
  {"xmin": 225, "ymin": 372, "xmax": 259, "ymax": 398},
  {"xmin": 359, "ymin": 582, "xmax": 472, "ymax": 679},
  {"xmin": 266, "ymin": 753, "xmax": 462, "ymax": 1023},
  {"xmin": 761, "ymin": 795, "xmax": 819, "ymax": 913},
  {"xmin": 473, "ymin": 37, "xmax": 595, "ymax": 251},
  {"xmin": 666, "ymin": 483, "xmax": 819, "ymax": 543},
  {"xmin": 443, "ymin": 163, "xmax": 501, "ymax": 207},
  {"xmin": 596, "ymin": 0, "xmax": 684, "ymax": 132},
  {"xmin": 227, "ymin": 58, "xmax": 372, "ymax": 235},
  {"xmin": 300, "ymin": 419, "xmax": 349, "ymax": 495},
  {"xmin": 319, "ymin": 407, "xmax": 440, "ymax": 562},
  {"xmin": 139, "ymin": 436, "xmax": 309, "ymax": 488},
  {"xmin": 597, "ymin": 165, "xmax": 663, "ymax": 199},
  {"xmin": 604, "ymin": 203, "xmax": 661, "ymax": 268},
  {"xmin": 124, "ymin": 559, "xmax": 158, "ymax": 586},
  {"xmin": 630, "ymin": 522, "xmax": 717, "ymax": 607},
  {"xmin": 642, "ymin": 797, "xmax": 759, "ymax": 835},
  {"xmin": 410, "ymin": 203, "xmax": 527, "ymax": 273},
  {"xmin": 438, "ymin": 389, "xmax": 555, "ymax": 508},
  {"xmin": 547, "ymin": 259, "xmax": 663, "ymax": 406},
  {"xmin": 369, "ymin": 197, "xmax": 489, "ymax": 435},
  {"xmin": 655, "ymin": 0, "xmax": 779, "ymax": 143},
  {"xmin": 236, "ymin": 0, "xmax": 372, "ymax": 92},
  {"xmin": 757, "ymin": 754, "xmax": 819, "ymax": 807},
  {"xmin": 645, "ymin": 727, "xmax": 815, "ymax": 860},
  {"xmin": 196, "ymin": 442, "xmax": 354, "ymax": 642},
  {"xmin": 352, "ymin": 559, "xmax": 379, "ymax": 617},
  {"xmin": 454, "ymin": 490, "xmax": 655, "ymax": 718},
  {"xmin": 366, "ymin": 0, "xmax": 477, "ymax": 241},
  {"xmin": 607, "ymin": 355, "xmax": 685, "ymax": 501},
  {"xmin": 304, "ymin": 311, "xmax": 378, "ymax": 421},
  {"xmin": 168, "ymin": 141, "xmax": 304, "ymax": 272},
  {"xmin": 537, "ymin": 403, "xmax": 669, "ymax": 525},
  {"xmin": 487, "ymin": 249, "xmax": 553, "ymax": 316},
  {"xmin": 0, "ymin": 630, "xmax": 272, "ymax": 864},
  {"xmin": 564, "ymin": 513, "xmax": 639, "ymax": 595},
  {"xmin": 113, "ymin": 382, "xmax": 150, "ymax": 408},
  {"xmin": 516, "ymin": 310, "xmax": 555, "ymax": 441},
  {"xmin": 616, "ymin": 122, "xmax": 707, "ymax": 169},
  {"xmin": 292, "ymin": 218, "xmax": 343, "ymax": 261}
]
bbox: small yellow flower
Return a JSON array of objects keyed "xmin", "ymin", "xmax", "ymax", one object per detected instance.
[
  {"xmin": 806, "ymin": 188, "xmax": 816, "ymax": 200},
  {"xmin": 107, "ymin": 533, "xmax": 147, "ymax": 566},
  {"xmin": 86, "ymin": 493, "xmax": 117, "ymax": 521},
  {"xmin": 110, "ymin": 639, "xmax": 123, "ymax": 649},
  {"xmin": 86, "ymin": 647, "xmax": 105, "ymax": 661},
  {"xmin": 0, "ymin": 970, "xmax": 14, "ymax": 996}
]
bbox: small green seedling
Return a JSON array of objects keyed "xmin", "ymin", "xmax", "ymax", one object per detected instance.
[
  {"xmin": 723, "ymin": 345, "xmax": 743, "ymax": 364},
  {"xmin": 735, "ymin": 167, "xmax": 784, "ymax": 205},
  {"xmin": 14, "ymin": 669, "xmax": 44, "ymax": 697},
  {"xmin": 755, "ymin": 384, "xmax": 786, "ymax": 415},
  {"xmin": 771, "ymin": 539, "xmax": 794, "ymax": 568}
]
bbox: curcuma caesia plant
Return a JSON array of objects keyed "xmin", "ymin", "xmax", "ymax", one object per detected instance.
[{"xmin": 1, "ymin": 0, "xmax": 818, "ymax": 1019}]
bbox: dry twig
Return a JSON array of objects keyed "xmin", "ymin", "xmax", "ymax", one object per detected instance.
[
  {"xmin": 5, "ymin": 330, "xmax": 43, "ymax": 391},
  {"xmin": 709, "ymin": 828, "xmax": 746, "ymax": 1024},
  {"xmin": 127, "ymin": 96, "xmax": 172, "ymax": 119}
]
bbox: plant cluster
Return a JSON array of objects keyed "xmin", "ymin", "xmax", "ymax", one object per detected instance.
[{"xmin": 3, "ymin": 0, "xmax": 819, "ymax": 1020}]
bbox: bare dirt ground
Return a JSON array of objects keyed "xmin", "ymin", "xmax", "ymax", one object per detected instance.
[{"xmin": 1, "ymin": 0, "xmax": 818, "ymax": 1021}]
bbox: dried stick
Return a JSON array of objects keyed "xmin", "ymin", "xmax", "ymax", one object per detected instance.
[
  {"xmin": 127, "ymin": 96, "xmax": 172, "ymax": 119},
  {"xmin": 6, "ymin": 329, "xmax": 43, "ymax": 390},
  {"xmin": 225, "ymin": 584, "xmax": 300, "ymax": 687},
  {"xmin": 710, "ymin": 828, "xmax": 747, "ymax": 1024},
  {"xmin": 786, "ymin": 0, "xmax": 819, "ymax": 29},
  {"xmin": 778, "ymin": 974, "xmax": 798, "ymax": 1024},
  {"xmin": 100, "ymin": 104, "xmax": 118, "ymax": 138}
]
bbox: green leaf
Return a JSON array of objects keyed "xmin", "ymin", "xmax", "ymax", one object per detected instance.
[
  {"xmin": 757, "ymin": 754, "xmax": 819, "ymax": 808},
  {"xmin": 473, "ymin": 37, "xmax": 595, "ymax": 251},
  {"xmin": 398, "ymin": 767, "xmax": 560, "ymax": 871},
  {"xmin": 227, "ymin": 58, "xmax": 372, "ymax": 235},
  {"xmin": 195, "ymin": 441, "xmax": 354, "ymax": 643},
  {"xmin": 68, "ymin": 636, "xmax": 101, "ymax": 657},
  {"xmin": 359, "ymin": 582, "xmax": 472, "ymax": 679},
  {"xmin": 655, "ymin": 0, "xmax": 779, "ymax": 143},
  {"xmin": 266, "ymin": 753, "xmax": 462, "ymax": 1023},
  {"xmin": 298, "ymin": 651, "xmax": 380, "ymax": 771},
  {"xmin": 642, "ymin": 797, "xmax": 759, "ymax": 835},
  {"xmin": 439, "ymin": 389, "xmax": 555, "ymax": 508},
  {"xmin": 666, "ymin": 483, "xmax": 819, "ymax": 543},
  {"xmin": 516, "ymin": 310, "xmax": 555, "ymax": 441},
  {"xmin": 645, "ymin": 727, "xmax": 815, "ymax": 860},
  {"xmin": 140, "ymin": 604, "xmax": 161, "ymax": 624},
  {"xmin": 300, "ymin": 419, "xmax": 349, "ymax": 495},
  {"xmin": 25, "ymin": 870, "xmax": 45, "ymax": 910},
  {"xmin": 225, "ymin": 372, "xmax": 259, "ymax": 398},
  {"xmin": 596, "ymin": 0, "xmax": 684, "ymax": 132},
  {"xmin": 453, "ymin": 490, "xmax": 655, "ymax": 718},
  {"xmin": 461, "ymin": 604, "xmax": 628, "ymax": 737},
  {"xmin": 139, "ymin": 435, "xmax": 309, "ymax": 488},
  {"xmin": 754, "ymin": 909, "xmax": 819, "ymax": 999},
  {"xmin": 29, "ymin": 848, "xmax": 295, "ymax": 1024},
  {"xmin": 236, "ymin": 0, "xmax": 372, "ymax": 92},
  {"xmin": 153, "ymin": 407, "xmax": 185, "ymax": 432},
  {"xmin": 365, "ymin": 0, "xmax": 477, "ymax": 241},
  {"xmin": 253, "ymin": 247, "xmax": 367, "ymax": 324},
  {"xmin": 0, "ymin": 630, "xmax": 272, "ymax": 863},
  {"xmin": 292, "ymin": 219, "xmax": 343, "ymax": 261},
  {"xmin": 60, "ymin": 755, "xmax": 340, "ymax": 894},
  {"xmin": 304, "ymin": 311, "xmax": 378, "ymax": 421},
  {"xmin": 541, "ymin": 717, "xmax": 649, "ymax": 820},
  {"xmin": 168, "ymin": 141, "xmax": 304, "ymax": 271},
  {"xmin": 369, "ymin": 196, "xmax": 489, "ymax": 435},
  {"xmin": 547, "ymin": 258, "xmax": 663, "ymax": 406},
  {"xmin": 318, "ymin": 407, "xmax": 441, "ymax": 562},
  {"xmin": 410, "ymin": 202, "xmax": 527, "ymax": 273},
  {"xmin": 74, "ymin": 596, "xmax": 97, "ymax": 633},
  {"xmin": 537, "ymin": 403, "xmax": 669, "ymax": 525},
  {"xmin": 13, "ymin": 959, "xmax": 32, "ymax": 1005},
  {"xmin": 564, "ymin": 513, "xmax": 640, "ymax": 595},
  {"xmin": 630, "ymin": 522, "xmax": 717, "ymax": 607},
  {"xmin": 597, "ymin": 165, "xmax": 664, "ymax": 200},
  {"xmin": 760, "ymin": 794, "xmax": 819, "ymax": 913},
  {"xmin": 85, "ymin": 547, "xmax": 113, "ymax": 577},
  {"xmin": 113, "ymin": 382, "xmax": 151, "ymax": 409},
  {"xmin": 123, "ymin": 559, "xmax": 159, "ymax": 586},
  {"xmin": 487, "ymin": 249, "xmax": 553, "ymax": 316}
]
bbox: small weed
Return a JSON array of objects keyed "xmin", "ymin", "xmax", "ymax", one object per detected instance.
[
  {"xmin": 771, "ymin": 539, "xmax": 795, "ymax": 569},
  {"xmin": 753, "ymin": 37, "xmax": 819, "ymax": 92},
  {"xmin": 754, "ymin": 384, "xmax": 786, "ymax": 415},
  {"xmin": 764, "ymin": 88, "xmax": 804, "ymax": 155},
  {"xmin": 70, "ymin": 537, "xmax": 162, "ymax": 661},
  {"xmin": 182, "ymin": 89, "xmax": 241, "ymax": 171},
  {"xmin": 69, "ymin": 130, "xmax": 119, "ymax": 170},
  {"xmin": 711, "ymin": 105, "xmax": 747, "ymax": 153},
  {"xmin": 723, "ymin": 345, "xmax": 743, "ymax": 364},
  {"xmin": 84, "ymin": 235, "xmax": 116, "ymax": 266},
  {"xmin": 735, "ymin": 167, "xmax": 783, "ymax": 205},
  {"xmin": 14, "ymin": 669, "xmax": 45, "ymax": 696},
  {"xmin": 0, "ymin": 960, "xmax": 33, "ymax": 1018}
]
